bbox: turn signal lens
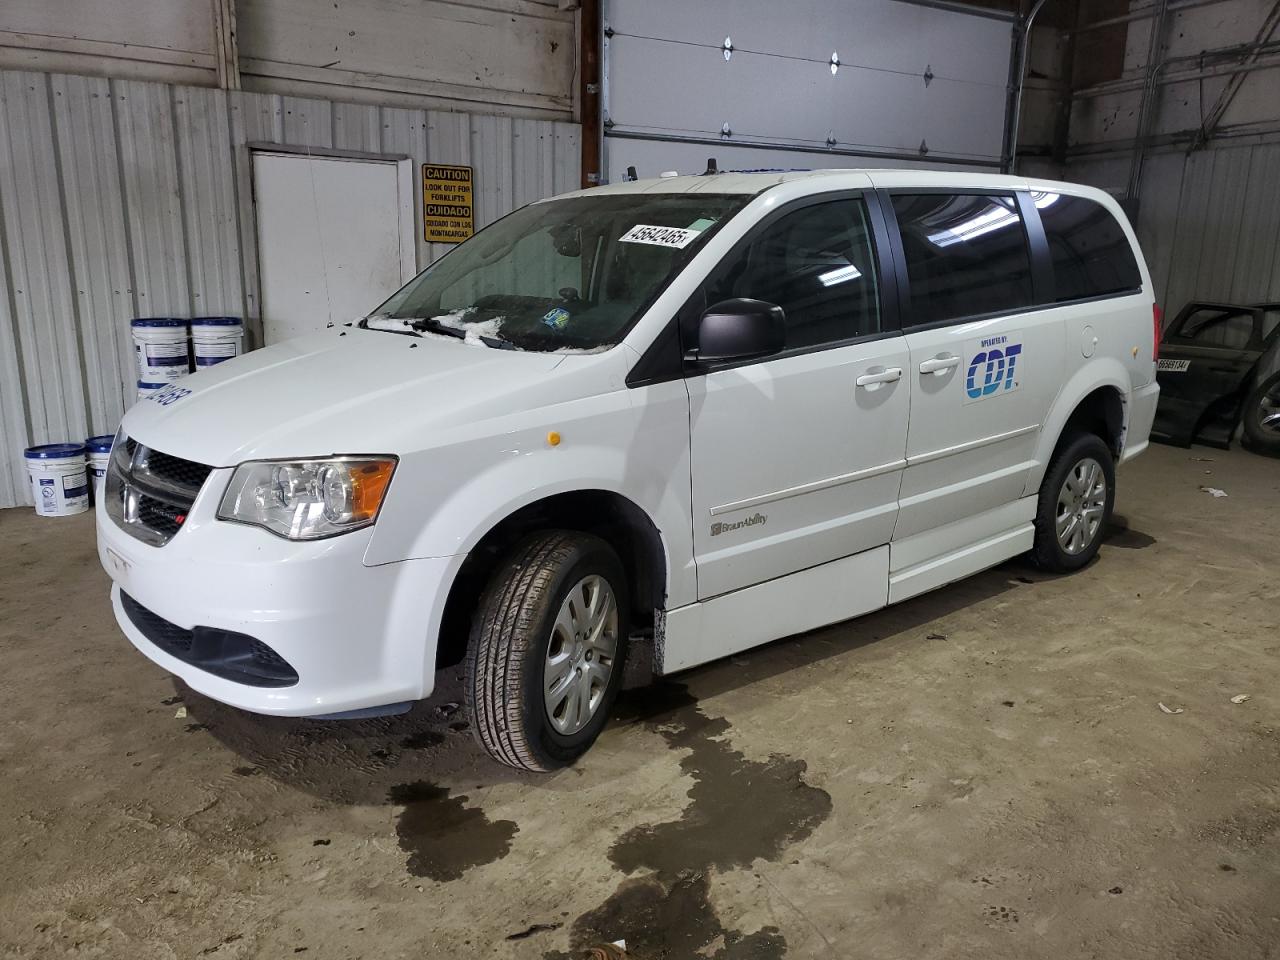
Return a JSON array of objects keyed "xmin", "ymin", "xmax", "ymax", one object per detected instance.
[{"xmin": 347, "ymin": 460, "xmax": 395, "ymax": 521}]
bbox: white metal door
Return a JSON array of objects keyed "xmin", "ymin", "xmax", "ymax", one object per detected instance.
[
  {"xmin": 896, "ymin": 310, "xmax": 1065, "ymax": 541},
  {"xmin": 688, "ymin": 338, "xmax": 910, "ymax": 600},
  {"xmin": 253, "ymin": 152, "xmax": 416, "ymax": 343},
  {"xmin": 686, "ymin": 194, "xmax": 908, "ymax": 601},
  {"xmin": 882, "ymin": 191, "xmax": 1068, "ymax": 543}
]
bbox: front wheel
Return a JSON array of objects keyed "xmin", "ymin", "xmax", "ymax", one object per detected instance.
[
  {"xmin": 1031, "ymin": 432, "xmax": 1116, "ymax": 572},
  {"xmin": 465, "ymin": 531, "xmax": 630, "ymax": 771}
]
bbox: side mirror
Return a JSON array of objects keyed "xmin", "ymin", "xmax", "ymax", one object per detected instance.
[{"xmin": 690, "ymin": 298, "xmax": 786, "ymax": 363}]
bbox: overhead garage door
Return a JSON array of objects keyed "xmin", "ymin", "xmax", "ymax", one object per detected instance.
[{"xmin": 602, "ymin": 0, "xmax": 1015, "ymax": 181}]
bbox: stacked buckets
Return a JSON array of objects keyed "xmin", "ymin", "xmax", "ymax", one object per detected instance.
[
  {"xmin": 131, "ymin": 316, "xmax": 243, "ymax": 399},
  {"xmin": 22, "ymin": 435, "xmax": 116, "ymax": 517},
  {"xmin": 20, "ymin": 316, "xmax": 244, "ymax": 518}
]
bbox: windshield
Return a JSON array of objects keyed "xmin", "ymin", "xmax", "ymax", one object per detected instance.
[{"xmin": 366, "ymin": 193, "xmax": 748, "ymax": 351}]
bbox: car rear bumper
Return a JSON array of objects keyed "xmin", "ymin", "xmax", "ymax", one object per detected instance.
[{"xmin": 1122, "ymin": 381, "xmax": 1161, "ymax": 462}]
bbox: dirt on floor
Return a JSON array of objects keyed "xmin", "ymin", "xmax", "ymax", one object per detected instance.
[{"xmin": 1, "ymin": 442, "xmax": 1279, "ymax": 960}]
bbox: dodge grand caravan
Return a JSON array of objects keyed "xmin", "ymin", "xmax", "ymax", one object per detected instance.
[{"xmin": 99, "ymin": 170, "xmax": 1160, "ymax": 770}]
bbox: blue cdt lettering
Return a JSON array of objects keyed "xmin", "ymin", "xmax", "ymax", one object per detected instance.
[{"xmin": 966, "ymin": 343, "xmax": 1022, "ymax": 399}]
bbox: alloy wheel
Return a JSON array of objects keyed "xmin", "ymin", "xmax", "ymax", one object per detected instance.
[
  {"xmin": 1056, "ymin": 457, "xmax": 1107, "ymax": 556},
  {"xmin": 543, "ymin": 575, "xmax": 619, "ymax": 735}
]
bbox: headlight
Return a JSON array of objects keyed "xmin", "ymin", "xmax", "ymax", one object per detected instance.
[{"xmin": 217, "ymin": 457, "xmax": 397, "ymax": 540}]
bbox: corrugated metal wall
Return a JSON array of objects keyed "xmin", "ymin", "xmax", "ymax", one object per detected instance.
[
  {"xmin": 1068, "ymin": 141, "xmax": 1280, "ymax": 324},
  {"xmin": 0, "ymin": 68, "xmax": 581, "ymax": 508}
]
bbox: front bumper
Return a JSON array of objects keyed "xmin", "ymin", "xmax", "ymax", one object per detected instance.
[{"xmin": 97, "ymin": 469, "xmax": 460, "ymax": 717}]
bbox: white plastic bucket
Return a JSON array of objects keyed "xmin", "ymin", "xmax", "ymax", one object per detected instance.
[
  {"xmin": 137, "ymin": 380, "xmax": 167, "ymax": 402},
  {"xmin": 25, "ymin": 443, "xmax": 89, "ymax": 517},
  {"xmin": 191, "ymin": 316, "xmax": 243, "ymax": 369},
  {"xmin": 132, "ymin": 318, "xmax": 190, "ymax": 383},
  {"xmin": 86, "ymin": 435, "xmax": 114, "ymax": 502}
]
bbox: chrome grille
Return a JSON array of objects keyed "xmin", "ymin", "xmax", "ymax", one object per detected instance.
[{"xmin": 105, "ymin": 437, "xmax": 214, "ymax": 546}]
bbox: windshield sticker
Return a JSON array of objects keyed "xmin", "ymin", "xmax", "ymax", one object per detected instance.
[
  {"xmin": 542, "ymin": 307, "xmax": 571, "ymax": 330},
  {"xmin": 686, "ymin": 217, "xmax": 717, "ymax": 232},
  {"xmin": 619, "ymin": 224, "xmax": 700, "ymax": 249}
]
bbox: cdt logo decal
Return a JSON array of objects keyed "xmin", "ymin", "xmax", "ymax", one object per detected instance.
[{"xmin": 964, "ymin": 334, "xmax": 1023, "ymax": 404}]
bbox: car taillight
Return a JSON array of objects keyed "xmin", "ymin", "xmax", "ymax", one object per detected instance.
[{"xmin": 1153, "ymin": 303, "xmax": 1163, "ymax": 361}]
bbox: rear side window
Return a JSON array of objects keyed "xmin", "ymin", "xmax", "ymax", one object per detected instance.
[
  {"xmin": 1036, "ymin": 193, "xmax": 1142, "ymax": 302},
  {"xmin": 891, "ymin": 194, "xmax": 1033, "ymax": 326}
]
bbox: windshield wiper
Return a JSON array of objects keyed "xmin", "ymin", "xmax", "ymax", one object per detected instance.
[
  {"xmin": 359, "ymin": 316, "xmax": 421, "ymax": 337},
  {"xmin": 409, "ymin": 317, "xmax": 466, "ymax": 339}
]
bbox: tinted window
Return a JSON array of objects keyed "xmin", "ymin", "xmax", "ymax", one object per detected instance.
[
  {"xmin": 1261, "ymin": 309, "xmax": 1279, "ymax": 342},
  {"xmin": 1173, "ymin": 306, "xmax": 1258, "ymax": 350},
  {"xmin": 891, "ymin": 194, "xmax": 1033, "ymax": 326},
  {"xmin": 1036, "ymin": 193, "xmax": 1142, "ymax": 302},
  {"xmin": 704, "ymin": 198, "xmax": 881, "ymax": 350}
]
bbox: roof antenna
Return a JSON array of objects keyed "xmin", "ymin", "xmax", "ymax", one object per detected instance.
[
  {"xmin": 626, "ymin": 165, "xmax": 638, "ymax": 182},
  {"xmin": 702, "ymin": 157, "xmax": 719, "ymax": 176}
]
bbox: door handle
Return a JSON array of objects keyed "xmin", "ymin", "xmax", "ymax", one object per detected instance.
[
  {"xmin": 856, "ymin": 367, "xmax": 903, "ymax": 387},
  {"xmin": 920, "ymin": 355, "xmax": 960, "ymax": 375}
]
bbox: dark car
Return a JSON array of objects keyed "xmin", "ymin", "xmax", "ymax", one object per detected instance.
[{"xmin": 1151, "ymin": 301, "xmax": 1280, "ymax": 453}]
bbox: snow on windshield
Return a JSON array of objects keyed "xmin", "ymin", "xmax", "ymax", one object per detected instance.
[
  {"xmin": 364, "ymin": 307, "xmax": 507, "ymax": 345},
  {"xmin": 447, "ymin": 317, "xmax": 505, "ymax": 345},
  {"xmin": 431, "ymin": 307, "xmax": 506, "ymax": 345}
]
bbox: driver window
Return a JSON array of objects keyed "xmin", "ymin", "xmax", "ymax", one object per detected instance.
[{"xmin": 705, "ymin": 198, "xmax": 881, "ymax": 351}]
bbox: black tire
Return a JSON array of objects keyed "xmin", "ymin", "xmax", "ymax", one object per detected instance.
[
  {"xmin": 1241, "ymin": 372, "xmax": 1280, "ymax": 455},
  {"xmin": 1031, "ymin": 432, "xmax": 1116, "ymax": 573},
  {"xmin": 465, "ymin": 531, "xmax": 630, "ymax": 771}
]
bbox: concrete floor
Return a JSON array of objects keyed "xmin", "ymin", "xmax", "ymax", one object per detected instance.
[{"xmin": 2, "ymin": 442, "xmax": 1279, "ymax": 960}]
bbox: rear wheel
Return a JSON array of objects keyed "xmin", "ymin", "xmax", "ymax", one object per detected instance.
[
  {"xmin": 1242, "ymin": 373, "xmax": 1280, "ymax": 455},
  {"xmin": 465, "ymin": 531, "xmax": 629, "ymax": 771},
  {"xmin": 1031, "ymin": 432, "xmax": 1116, "ymax": 572}
]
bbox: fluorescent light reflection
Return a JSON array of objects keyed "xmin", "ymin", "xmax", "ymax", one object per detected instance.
[{"xmin": 818, "ymin": 264, "xmax": 863, "ymax": 287}]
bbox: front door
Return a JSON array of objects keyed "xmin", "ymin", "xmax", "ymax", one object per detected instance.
[
  {"xmin": 686, "ymin": 195, "xmax": 909, "ymax": 600},
  {"xmin": 885, "ymin": 192, "xmax": 1065, "ymax": 543},
  {"xmin": 1154, "ymin": 303, "xmax": 1266, "ymax": 446}
]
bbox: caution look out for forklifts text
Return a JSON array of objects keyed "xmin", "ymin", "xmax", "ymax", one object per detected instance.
[{"xmin": 422, "ymin": 164, "xmax": 474, "ymax": 243}]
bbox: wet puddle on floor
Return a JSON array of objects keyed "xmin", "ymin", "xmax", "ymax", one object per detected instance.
[
  {"xmin": 545, "ymin": 682, "xmax": 832, "ymax": 959},
  {"xmin": 388, "ymin": 781, "xmax": 518, "ymax": 881}
]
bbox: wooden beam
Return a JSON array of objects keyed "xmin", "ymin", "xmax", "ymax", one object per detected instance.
[
  {"xmin": 578, "ymin": 0, "xmax": 601, "ymax": 187},
  {"xmin": 213, "ymin": 0, "xmax": 240, "ymax": 90}
]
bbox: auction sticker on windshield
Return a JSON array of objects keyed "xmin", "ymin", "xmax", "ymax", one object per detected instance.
[{"xmin": 619, "ymin": 224, "xmax": 700, "ymax": 248}]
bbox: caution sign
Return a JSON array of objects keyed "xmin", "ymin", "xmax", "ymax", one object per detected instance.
[{"xmin": 422, "ymin": 163, "xmax": 474, "ymax": 243}]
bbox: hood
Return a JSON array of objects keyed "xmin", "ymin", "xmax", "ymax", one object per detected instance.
[{"xmin": 121, "ymin": 328, "xmax": 569, "ymax": 465}]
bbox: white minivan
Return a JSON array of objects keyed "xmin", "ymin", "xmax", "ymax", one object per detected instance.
[{"xmin": 99, "ymin": 170, "xmax": 1161, "ymax": 770}]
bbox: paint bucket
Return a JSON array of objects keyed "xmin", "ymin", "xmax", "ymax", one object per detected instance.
[
  {"xmin": 24, "ymin": 443, "xmax": 90, "ymax": 517},
  {"xmin": 86, "ymin": 435, "xmax": 114, "ymax": 502},
  {"xmin": 191, "ymin": 316, "xmax": 243, "ymax": 369},
  {"xmin": 137, "ymin": 380, "xmax": 167, "ymax": 402},
  {"xmin": 131, "ymin": 318, "xmax": 190, "ymax": 383}
]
